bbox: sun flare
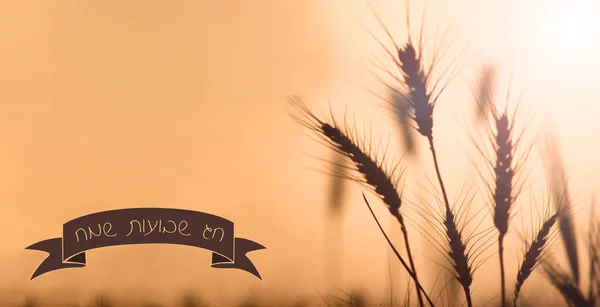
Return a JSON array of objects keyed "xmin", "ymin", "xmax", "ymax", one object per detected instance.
[{"xmin": 541, "ymin": 2, "xmax": 600, "ymax": 58}]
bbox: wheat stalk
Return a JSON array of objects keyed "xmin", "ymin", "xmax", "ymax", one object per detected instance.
[
  {"xmin": 587, "ymin": 196, "xmax": 600, "ymax": 305},
  {"xmin": 489, "ymin": 107, "xmax": 530, "ymax": 307},
  {"xmin": 543, "ymin": 136, "xmax": 580, "ymax": 285},
  {"xmin": 492, "ymin": 112, "xmax": 516, "ymax": 307},
  {"xmin": 363, "ymin": 3, "xmax": 473, "ymax": 304},
  {"xmin": 468, "ymin": 63, "xmax": 534, "ymax": 307},
  {"xmin": 392, "ymin": 17, "xmax": 474, "ymax": 307},
  {"xmin": 288, "ymin": 96, "xmax": 432, "ymax": 306},
  {"xmin": 543, "ymin": 262, "xmax": 590, "ymax": 307},
  {"xmin": 513, "ymin": 213, "xmax": 558, "ymax": 306},
  {"xmin": 393, "ymin": 23, "xmax": 474, "ymax": 307}
]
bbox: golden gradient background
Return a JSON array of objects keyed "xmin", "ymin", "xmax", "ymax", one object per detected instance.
[{"xmin": 0, "ymin": 0, "xmax": 599, "ymax": 305}]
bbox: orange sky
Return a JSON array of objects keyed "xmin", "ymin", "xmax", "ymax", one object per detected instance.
[{"xmin": 0, "ymin": 0, "xmax": 599, "ymax": 305}]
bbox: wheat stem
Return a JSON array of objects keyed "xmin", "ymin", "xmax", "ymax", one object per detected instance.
[
  {"xmin": 427, "ymin": 135, "xmax": 473, "ymax": 307},
  {"xmin": 362, "ymin": 193, "xmax": 435, "ymax": 307},
  {"xmin": 290, "ymin": 97, "xmax": 429, "ymax": 306},
  {"xmin": 426, "ymin": 135, "xmax": 451, "ymax": 211},
  {"xmin": 394, "ymin": 211, "xmax": 424, "ymax": 306},
  {"xmin": 499, "ymin": 236, "xmax": 506, "ymax": 307}
]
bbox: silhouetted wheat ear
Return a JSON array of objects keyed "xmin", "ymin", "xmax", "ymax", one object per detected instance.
[
  {"xmin": 444, "ymin": 208, "xmax": 473, "ymax": 304},
  {"xmin": 543, "ymin": 262, "xmax": 590, "ymax": 307},
  {"xmin": 289, "ymin": 96, "xmax": 402, "ymax": 217},
  {"xmin": 325, "ymin": 127, "xmax": 403, "ymax": 216},
  {"xmin": 493, "ymin": 114, "xmax": 514, "ymax": 238},
  {"xmin": 544, "ymin": 136, "xmax": 580, "ymax": 284},
  {"xmin": 392, "ymin": 91, "xmax": 418, "ymax": 157},
  {"xmin": 553, "ymin": 191, "xmax": 580, "ymax": 285},
  {"xmin": 491, "ymin": 111, "xmax": 520, "ymax": 307},
  {"xmin": 473, "ymin": 64, "xmax": 496, "ymax": 125},
  {"xmin": 513, "ymin": 213, "xmax": 558, "ymax": 305},
  {"xmin": 398, "ymin": 44, "xmax": 434, "ymax": 137},
  {"xmin": 289, "ymin": 96, "xmax": 428, "ymax": 307}
]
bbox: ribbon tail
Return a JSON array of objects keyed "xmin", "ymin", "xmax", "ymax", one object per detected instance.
[
  {"xmin": 211, "ymin": 238, "xmax": 266, "ymax": 280},
  {"xmin": 26, "ymin": 238, "xmax": 86, "ymax": 280}
]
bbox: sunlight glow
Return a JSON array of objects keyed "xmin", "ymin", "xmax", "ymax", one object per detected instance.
[{"xmin": 541, "ymin": 2, "xmax": 600, "ymax": 58}]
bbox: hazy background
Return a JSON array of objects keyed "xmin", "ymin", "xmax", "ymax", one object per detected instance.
[{"xmin": 0, "ymin": 0, "xmax": 599, "ymax": 305}]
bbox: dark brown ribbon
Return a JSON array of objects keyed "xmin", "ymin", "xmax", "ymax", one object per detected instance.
[{"xmin": 26, "ymin": 208, "xmax": 265, "ymax": 280}]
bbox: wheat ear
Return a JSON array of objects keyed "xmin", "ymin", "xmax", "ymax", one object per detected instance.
[
  {"xmin": 543, "ymin": 261, "xmax": 590, "ymax": 307},
  {"xmin": 397, "ymin": 34, "xmax": 473, "ymax": 307},
  {"xmin": 289, "ymin": 97, "xmax": 431, "ymax": 306},
  {"xmin": 365, "ymin": 2, "xmax": 468, "ymax": 304},
  {"xmin": 492, "ymin": 111, "xmax": 519, "ymax": 307},
  {"xmin": 473, "ymin": 64, "xmax": 496, "ymax": 125},
  {"xmin": 398, "ymin": 43, "xmax": 434, "ymax": 138},
  {"xmin": 513, "ymin": 213, "xmax": 558, "ymax": 306},
  {"xmin": 544, "ymin": 136, "xmax": 580, "ymax": 284},
  {"xmin": 398, "ymin": 55, "xmax": 474, "ymax": 305}
]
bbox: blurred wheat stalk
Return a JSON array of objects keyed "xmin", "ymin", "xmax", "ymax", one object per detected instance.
[{"xmin": 324, "ymin": 150, "xmax": 348, "ymax": 305}]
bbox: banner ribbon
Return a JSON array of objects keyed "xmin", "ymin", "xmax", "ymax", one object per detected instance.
[{"xmin": 26, "ymin": 208, "xmax": 266, "ymax": 280}]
